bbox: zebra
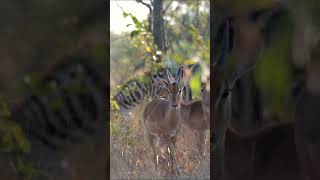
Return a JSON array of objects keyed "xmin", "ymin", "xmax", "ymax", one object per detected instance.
[
  {"xmin": 6, "ymin": 55, "xmax": 107, "ymax": 179},
  {"xmin": 113, "ymin": 63, "xmax": 201, "ymax": 116}
]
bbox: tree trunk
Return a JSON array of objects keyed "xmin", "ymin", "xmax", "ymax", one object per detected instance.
[{"xmin": 152, "ymin": 0, "xmax": 164, "ymax": 62}]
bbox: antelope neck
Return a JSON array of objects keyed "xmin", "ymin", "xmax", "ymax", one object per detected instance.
[{"xmin": 166, "ymin": 105, "xmax": 181, "ymax": 121}]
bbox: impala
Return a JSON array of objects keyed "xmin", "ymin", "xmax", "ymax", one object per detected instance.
[
  {"xmin": 143, "ymin": 70, "xmax": 188, "ymax": 176},
  {"xmin": 180, "ymin": 75, "xmax": 210, "ymax": 156}
]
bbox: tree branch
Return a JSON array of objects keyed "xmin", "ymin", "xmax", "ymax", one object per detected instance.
[
  {"xmin": 163, "ymin": 0, "xmax": 173, "ymax": 14},
  {"xmin": 136, "ymin": 0, "xmax": 153, "ymax": 32},
  {"xmin": 136, "ymin": 0, "xmax": 152, "ymax": 13}
]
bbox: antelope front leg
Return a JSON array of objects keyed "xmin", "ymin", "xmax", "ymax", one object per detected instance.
[{"xmin": 168, "ymin": 137, "xmax": 182, "ymax": 176}]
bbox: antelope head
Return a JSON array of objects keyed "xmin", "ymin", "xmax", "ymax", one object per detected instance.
[{"xmin": 155, "ymin": 69, "xmax": 188, "ymax": 109}]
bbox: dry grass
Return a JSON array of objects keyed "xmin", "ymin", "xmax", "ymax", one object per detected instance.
[{"xmin": 110, "ymin": 105, "xmax": 210, "ymax": 180}]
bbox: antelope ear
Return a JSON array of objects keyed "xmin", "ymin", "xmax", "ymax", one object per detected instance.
[
  {"xmin": 167, "ymin": 69, "xmax": 175, "ymax": 83},
  {"xmin": 159, "ymin": 79, "xmax": 169, "ymax": 87},
  {"xmin": 153, "ymin": 74, "xmax": 169, "ymax": 87}
]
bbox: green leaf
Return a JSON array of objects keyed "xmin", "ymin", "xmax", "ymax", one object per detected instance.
[
  {"xmin": 0, "ymin": 121, "xmax": 30, "ymax": 154},
  {"xmin": 130, "ymin": 30, "xmax": 140, "ymax": 38},
  {"xmin": 15, "ymin": 157, "xmax": 37, "ymax": 180},
  {"xmin": 130, "ymin": 15, "xmax": 140, "ymax": 26},
  {"xmin": 122, "ymin": 11, "xmax": 129, "ymax": 17}
]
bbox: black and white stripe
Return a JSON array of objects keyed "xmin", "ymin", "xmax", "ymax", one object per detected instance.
[
  {"xmin": 113, "ymin": 63, "xmax": 200, "ymax": 115},
  {"xmin": 10, "ymin": 56, "xmax": 106, "ymax": 150}
]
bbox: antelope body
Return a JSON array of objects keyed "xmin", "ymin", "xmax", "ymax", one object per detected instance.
[
  {"xmin": 144, "ymin": 98, "xmax": 181, "ymax": 146},
  {"xmin": 143, "ymin": 70, "xmax": 187, "ymax": 175},
  {"xmin": 180, "ymin": 76, "xmax": 211, "ymax": 155}
]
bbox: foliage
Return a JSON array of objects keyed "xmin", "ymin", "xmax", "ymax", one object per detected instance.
[
  {"xmin": 164, "ymin": 1, "xmax": 210, "ymax": 98},
  {"xmin": 254, "ymin": 11, "xmax": 293, "ymax": 120},
  {"xmin": 110, "ymin": 95, "xmax": 120, "ymax": 121},
  {"xmin": 15, "ymin": 157, "xmax": 38, "ymax": 180},
  {"xmin": 111, "ymin": 1, "xmax": 210, "ymax": 90},
  {"xmin": 164, "ymin": 1, "xmax": 209, "ymax": 58},
  {"xmin": 0, "ymin": 96, "xmax": 30, "ymax": 154},
  {"xmin": 123, "ymin": 10, "xmax": 165, "ymax": 73},
  {"xmin": 0, "ymin": 121, "xmax": 30, "ymax": 154},
  {"xmin": 0, "ymin": 95, "xmax": 35, "ymax": 179}
]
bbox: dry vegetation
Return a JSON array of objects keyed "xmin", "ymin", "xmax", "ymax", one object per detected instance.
[{"xmin": 110, "ymin": 105, "xmax": 210, "ymax": 180}]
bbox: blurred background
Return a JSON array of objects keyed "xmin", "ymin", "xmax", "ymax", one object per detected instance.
[
  {"xmin": 0, "ymin": 0, "xmax": 105, "ymax": 101},
  {"xmin": 211, "ymin": 1, "xmax": 320, "ymax": 179},
  {"xmin": 0, "ymin": 1, "xmax": 106, "ymax": 180},
  {"xmin": 211, "ymin": 0, "xmax": 320, "ymax": 133}
]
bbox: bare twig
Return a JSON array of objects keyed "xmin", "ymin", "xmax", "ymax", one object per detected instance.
[
  {"xmin": 136, "ymin": 0, "xmax": 152, "ymax": 13},
  {"xmin": 163, "ymin": 0, "xmax": 173, "ymax": 14},
  {"xmin": 136, "ymin": 0, "xmax": 153, "ymax": 32}
]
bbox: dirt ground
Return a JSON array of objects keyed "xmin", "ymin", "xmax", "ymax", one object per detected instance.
[{"xmin": 110, "ymin": 105, "xmax": 210, "ymax": 180}]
